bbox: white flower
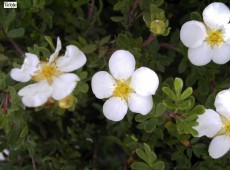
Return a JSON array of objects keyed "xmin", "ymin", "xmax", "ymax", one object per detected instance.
[
  {"xmin": 91, "ymin": 50, "xmax": 159, "ymax": 121},
  {"xmin": 10, "ymin": 37, "xmax": 87, "ymax": 107},
  {"xmin": 193, "ymin": 89, "xmax": 230, "ymax": 159},
  {"xmin": 180, "ymin": 2, "xmax": 230, "ymax": 66},
  {"xmin": 0, "ymin": 149, "xmax": 9, "ymax": 161}
]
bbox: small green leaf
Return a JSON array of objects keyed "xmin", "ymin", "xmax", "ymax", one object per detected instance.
[
  {"xmin": 20, "ymin": 126, "xmax": 28, "ymax": 138},
  {"xmin": 179, "ymin": 87, "xmax": 193, "ymax": 100},
  {"xmin": 155, "ymin": 102, "xmax": 166, "ymax": 117},
  {"xmin": 44, "ymin": 35, "xmax": 55, "ymax": 50},
  {"xmin": 7, "ymin": 28, "xmax": 25, "ymax": 38},
  {"xmin": 163, "ymin": 100, "xmax": 176, "ymax": 109},
  {"xmin": 136, "ymin": 149, "xmax": 148, "ymax": 163},
  {"xmin": 162, "ymin": 87, "xmax": 176, "ymax": 100},
  {"xmin": 131, "ymin": 162, "xmax": 152, "ymax": 170},
  {"xmin": 177, "ymin": 100, "xmax": 191, "ymax": 110},
  {"xmin": 174, "ymin": 77, "xmax": 183, "ymax": 94},
  {"xmin": 144, "ymin": 118, "xmax": 157, "ymax": 133},
  {"xmin": 144, "ymin": 143, "xmax": 156, "ymax": 165},
  {"xmin": 153, "ymin": 161, "xmax": 165, "ymax": 170},
  {"xmin": 110, "ymin": 16, "xmax": 123, "ymax": 22}
]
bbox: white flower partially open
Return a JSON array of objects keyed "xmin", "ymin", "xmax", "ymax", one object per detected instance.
[
  {"xmin": 91, "ymin": 50, "xmax": 159, "ymax": 121},
  {"xmin": 194, "ymin": 89, "xmax": 230, "ymax": 159},
  {"xmin": 180, "ymin": 2, "xmax": 230, "ymax": 66},
  {"xmin": 10, "ymin": 38, "xmax": 87, "ymax": 107}
]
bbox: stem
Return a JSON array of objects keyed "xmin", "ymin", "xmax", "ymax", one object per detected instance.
[
  {"xmin": 129, "ymin": 0, "xmax": 141, "ymax": 23},
  {"xmin": 141, "ymin": 33, "xmax": 156, "ymax": 48},
  {"xmin": 9, "ymin": 38, "xmax": 24, "ymax": 55},
  {"xmin": 31, "ymin": 156, "xmax": 37, "ymax": 170},
  {"xmin": 162, "ymin": 112, "xmax": 183, "ymax": 118},
  {"xmin": 87, "ymin": 0, "xmax": 95, "ymax": 22},
  {"xmin": 159, "ymin": 42, "xmax": 181, "ymax": 53}
]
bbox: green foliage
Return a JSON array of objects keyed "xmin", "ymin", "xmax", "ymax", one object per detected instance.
[{"xmin": 0, "ymin": 0, "xmax": 229, "ymax": 169}]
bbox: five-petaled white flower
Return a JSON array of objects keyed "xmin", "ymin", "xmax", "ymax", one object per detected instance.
[
  {"xmin": 180, "ymin": 2, "xmax": 230, "ymax": 66},
  {"xmin": 10, "ymin": 37, "xmax": 86, "ymax": 107},
  {"xmin": 194, "ymin": 89, "xmax": 230, "ymax": 159},
  {"xmin": 91, "ymin": 50, "xmax": 159, "ymax": 121}
]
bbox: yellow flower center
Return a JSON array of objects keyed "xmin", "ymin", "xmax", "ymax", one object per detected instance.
[
  {"xmin": 113, "ymin": 80, "xmax": 131, "ymax": 100},
  {"xmin": 223, "ymin": 119, "xmax": 230, "ymax": 136},
  {"xmin": 32, "ymin": 62, "xmax": 62, "ymax": 84},
  {"xmin": 58, "ymin": 95, "xmax": 74, "ymax": 109},
  {"xmin": 206, "ymin": 29, "xmax": 224, "ymax": 48}
]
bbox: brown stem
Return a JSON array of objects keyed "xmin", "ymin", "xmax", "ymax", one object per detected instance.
[
  {"xmin": 31, "ymin": 156, "xmax": 37, "ymax": 170},
  {"xmin": 9, "ymin": 38, "xmax": 24, "ymax": 55},
  {"xmin": 87, "ymin": 0, "xmax": 95, "ymax": 22},
  {"xmin": 141, "ymin": 33, "xmax": 156, "ymax": 48},
  {"xmin": 159, "ymin": 42, "xmax": 181, "ymax": 53},
  {"xmin": 129, "ymin": 0, "xmax": 141, "ymax": 23},
  {"xmin": 162, "ymin": 112, "xmax": 183, "ymax": 118}
]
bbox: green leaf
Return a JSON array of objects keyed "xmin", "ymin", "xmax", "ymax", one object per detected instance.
[
  {"xmin": 20, "ymin": 126, "xmax": 28, "ymax": 138},
  {"xmin": 162, "ymin": 87, "xmax": 176, "ymax": 101},
  {"xmin": 144, "ymin": 118, "xmax": 157, "ymax": 133},
  {"xmin": 144, "ymin": 143, "xmax": 156, "ymax": 165},
  {"xmin": 110, "ymin": 16, "xmax": 123, "ymax": 22},
  {"xmin": 163, "ymin": 100, "xmax": 176, "ymax": 109},
  {"xmin": 44, "ymin": 35, "xmax": 55, "ymax": 50},
  {"xmin": 131, "ymin": 162, "xmax": 152, "ymax": 170},
  {"xmin": 174, "ymin": 77, "xmax": 183, "ymax": 94},
  {"xmin": 153, "ymin": 161, "xmax": 165, "ymax": 170},
  {"xmin": 179, "ymin": 87, "xmax": 193, "ymax": 100},
  {"xmin": 73, "ymin": 0, "xmax": 90, "ymax": 7},
  {"xmin": 7, "ymin": 28, "xmax": 25, "ymax": 38},
  {"xmin": 177, "ymin": 100, "xmax": 191, "ymax": 110},
  {"xmin": 136, "ymin": 149, "xmax": 148, "ymax": 163},
  {"xmin": 188, "ymin": 105, "xmax": 205, "ymax": 115},
  {"xmin": 155, "ymin": 102, "xmax": 166, "ymax": 117}
]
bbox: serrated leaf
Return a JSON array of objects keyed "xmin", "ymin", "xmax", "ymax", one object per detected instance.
[
  {"xmin": 162, "ymin": 87, "xmax": 176, "ymax": 100},
  {"xmin": 131, "ymin": 162, "xmax": 152, "ymax": 170},
  {"xmin": 179, "ymin": 87, "xmax": 193, "ymax": 100},
  {"xmin": 7, "ymin": 28, "xmax": 25, "ymax": 38}
]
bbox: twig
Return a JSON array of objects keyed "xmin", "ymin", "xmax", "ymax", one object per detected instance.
[
  {"xmin": 140, "ymin": 33, "xmax": 156, "ymax": 48},
  {"xmin": 9, "ymin": 38, "xmax": 24, "ymax": 55},
  {"xmin": 88, "ymin": 0, "xmax": 95, "ymax": 22},
  {"xmin": 129, "ymin": 0, "xmax": 141, "ymax": 23},
  {"xmin": 162, "ymin": 112, "xmax": 183, "ymax": 118},
  {"xmin": 159, "ymin": 42, "xmax": 181, "ymax": 53},
  {"xmin": 31, "ymin": 156, "xmax": 37, "ymax": 170}
]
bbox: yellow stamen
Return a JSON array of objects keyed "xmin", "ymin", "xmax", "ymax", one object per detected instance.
[
  {"xmin": 58, "ymin": 95, "xmax": 74, "ymax": 109},
  {"xmin": 223, "ymin": 119, "xmax": 230, "ymax": 136},
  {"xmin": 32, "ymin": 62, "xmax": 61, "ymax": 84},
  {"xmin": 206, "ymin": 29, "xmax": 224, "ymax": 48},
  {"xmin": 113, "ymin": 80, "xmax": 131, "ymax": 100}
]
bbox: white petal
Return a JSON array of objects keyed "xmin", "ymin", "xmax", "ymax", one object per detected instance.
[
  {"xmin": 49, "ymin": 37, "xmax": 62, "ymax": 62},
  {"xmin": 128, "ymin": 93, "xmax": 153, "ymax": 115},
  {"xmin": 180, "ymin": 21, "xmax": 206, "ymax": 48},
  {"xmin": 52, "ymin": 73, "xmax": 79, "ymax": 100},
  {"xmin": 56, "ymin": 45, "xmax": 86, "ymax": 72},
  {"xmin": 212, "ymin": 43, "xmax": 230, "ymax": 64},
  {"xmin": 130, "ymin": 67, "xmax": 159, "ymax": 96},
  {"xmin": 193, "ymin": 109, "xmax": 222, "ymax": 137},
  {"xmin": 215, "ymin": 89, "xmax": 230, "ymax": 118},
  {"xmin": 188, "ymin": 42, "xmax": 212, "ymax": 66},
  {"xmin": 10, "ymin": 68, "xmax": 31, "ymax": 82},
  {"xmin": 109, "ymin": 50, "xmax": 135, "ymax": 80},
  {"xmin": 203, "ymin": 2, "xmax": 230, "ymax": 29},
  {"xmin": 208, "ymin": 135, "xmax": 230, "ymax": 159},
  {"xmin": 18, "ymin": 81, "xmax": 52, "ymax": 107},
  {"xmin": 91, "ymin": 71, "xmax": 116, "ymax": 99},
  {"xmin": 103, "ymin": 97, "xmax": 128, "ymax": 121},
  {"xmin": 223, "ymin": 24, "xmax": 230, "ymax": 45},
  {"xmin": 10, "ymin": 53, "xmax": 39, "ymax": 82}
]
